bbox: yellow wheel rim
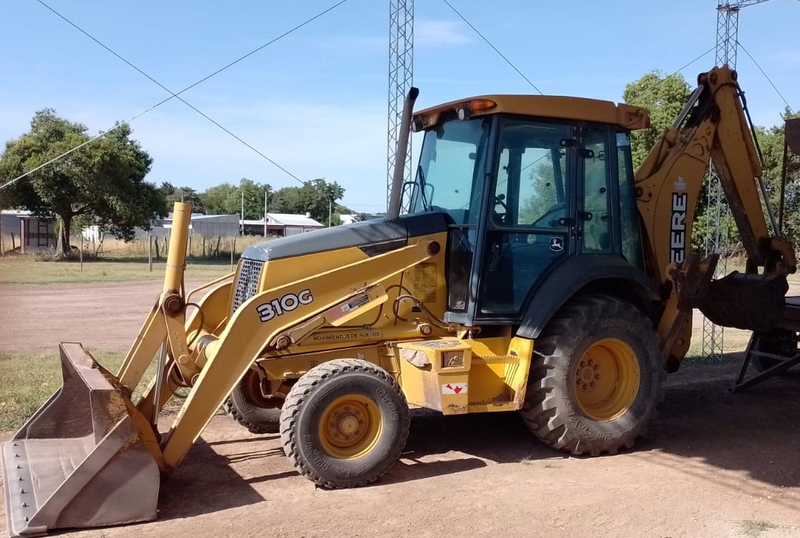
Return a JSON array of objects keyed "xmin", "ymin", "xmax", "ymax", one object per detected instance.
[
  {"xmin": 318, "ymin": 395, "xmax": 383, "ymax": 460},
  {"xmin": 574, "ymin": 338, "xmax": 640, "ymax": 421}
]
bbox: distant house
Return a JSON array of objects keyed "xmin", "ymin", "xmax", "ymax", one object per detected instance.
[
  {"xmin": 82, "ymin": 213, "xmax": 240, "ymax": 243},
  {"xmin": 160, "ymin": 213, "xmax": 240, "ymax": 237},
  {"xmin": 242, "ymin": 213, "xmax": 324, "ymax": 237},
  {"xmin": 1, "ymin": 210, "xmax": 56, "ymax": 253}
]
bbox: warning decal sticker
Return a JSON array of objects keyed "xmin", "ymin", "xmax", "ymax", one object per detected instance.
[{"xmin": 442, "ymin": 383, "xmax": 468, "ymax": 395}]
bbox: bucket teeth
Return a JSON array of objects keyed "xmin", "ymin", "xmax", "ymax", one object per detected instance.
[{"xmin": 2, "ymin": 343, "xmax": 160, "ymax": 537}]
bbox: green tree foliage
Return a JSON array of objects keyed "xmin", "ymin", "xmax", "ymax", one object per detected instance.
[
  {"xmin": 199, "ymin": 181, "xmax": 239, "ymax": 215},
  {"xmin": 197, "ymin": 177, "xmax": 345, "ymax": 226},
  {"xmin": 622, "ymin": 71, "xmax": 692, "ymax": 169},
  {"xmin": 199, "ymin": 178, "xmax": 271, "ymax": 220},
  {"xmin": 0, "ymin": 109, "xmax": 164, "ymax": 256},
  {"xmin": 159, "ymin": 182, "xmax": 204, "ymax": 213},
  {"xmin": 268, "ymin": 178, "xmax": 345, "ymax": 225},
  {"xmin": 754, "ymin": 111, "xmax": 800, "ymax": 245}
]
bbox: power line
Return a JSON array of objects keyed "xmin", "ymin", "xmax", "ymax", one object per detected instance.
[
  {"xmin": 737, "ymin": 40, "xmax": 795, "ymax": 115},
  {"xmin": 667, "ymin": 46, "xmax": 716, "ymax": 78},
  {"xmin": 2, "ymin": 1, "xmax": 349, "ymax": 191},
  {"xmin": 34, "ymin": 0, "xmax": 310, "ymax": 183},
  {"xmin": 441, "ymin": 0, "xmax": 543, "ymax": 95}
]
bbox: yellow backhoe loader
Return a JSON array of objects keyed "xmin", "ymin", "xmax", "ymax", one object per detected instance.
[{"xmin": 4, "ymin": 66, "xmax": 797, "ymax": 536}]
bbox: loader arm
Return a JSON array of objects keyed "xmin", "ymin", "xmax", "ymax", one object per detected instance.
[{"xmin": 634, "ymin": 66, "xmax": 796, "ymax": 365}]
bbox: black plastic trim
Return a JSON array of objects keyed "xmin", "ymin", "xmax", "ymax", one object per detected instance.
[
  {"xmin": 516, "ymin": 254, "xmax": 659, "ymax": 339},
  {"xmin": 240, "ymin": 212, "xmax": 449, "ymax": 262}
]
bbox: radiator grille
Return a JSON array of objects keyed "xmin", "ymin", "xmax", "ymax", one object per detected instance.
[{"xmin": 232, "ymin": 258, "xmax": 264, "ymax": 313}]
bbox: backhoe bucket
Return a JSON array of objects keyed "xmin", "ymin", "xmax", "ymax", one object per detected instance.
[{"xmin": 2, "ymin": 343, "xmax": 160, "ymax": 537}]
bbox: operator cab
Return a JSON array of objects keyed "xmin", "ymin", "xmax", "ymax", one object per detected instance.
[{"xmin": 406, "ymin": 96, "xmax": 649, "ymax": 326}]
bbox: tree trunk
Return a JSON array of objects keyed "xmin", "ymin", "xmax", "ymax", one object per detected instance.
[{"xmin": 56, "ymin": 214, "xmax": 72, "ymax": 257}]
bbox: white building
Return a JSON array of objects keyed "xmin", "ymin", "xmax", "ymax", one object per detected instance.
[
  {"xmin": 1, "ymin": 210, "xmax": 56, "ymax": 253},
  {"xmin": 242, "ymin": 213, "xmax": 324, "ymax": 237}
]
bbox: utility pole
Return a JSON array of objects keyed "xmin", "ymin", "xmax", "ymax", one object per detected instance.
[
  {"xmin": 240, "ymin": 191, "xmax": 244, "ymax": 236},
  {"xmin": 264, "ymin": 190, "xmax": 268, "ymax": 237},
  {"xmin": 702, "ymin": 0, "xmax": 770, "ymax": 362},
  {"xmin": 328, "ymin": 198, "xmax": 332, "ymax": 227},
  {"xmin": 387, "ymin": 0, "xmax": 414, "ymax": 213}
]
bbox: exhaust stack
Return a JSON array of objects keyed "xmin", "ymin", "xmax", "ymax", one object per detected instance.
[{"xmin": 387, "ymin": 86, "xmax": 419, "ymax": 220}]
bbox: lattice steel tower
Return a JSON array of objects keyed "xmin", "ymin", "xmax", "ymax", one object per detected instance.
[
  {"xmin": 702, "ymin": 0, "xmax": 770, "ymax": 360},
  {"xmin": 387, "ymin": 0, "xmax": 414, "ymax": 212}
]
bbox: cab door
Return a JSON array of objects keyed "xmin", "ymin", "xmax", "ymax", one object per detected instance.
[{"xmin": 473, "ymin": 117, "xmax": 576, "ymax": 320}]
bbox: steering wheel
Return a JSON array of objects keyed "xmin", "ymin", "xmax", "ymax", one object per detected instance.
[{"xmin": 532, "ymin": 202, "xmax": 566, "ymax": 228}]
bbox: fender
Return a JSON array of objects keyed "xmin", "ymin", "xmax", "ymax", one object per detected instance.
[{"xmin": 517, "ymin": 254, "xmax": 659, "ymax": 339}]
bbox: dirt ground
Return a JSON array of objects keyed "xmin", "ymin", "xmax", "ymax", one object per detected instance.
[
  {"xmin": 0, "ymin": 279, "xmax": 209, "ymax": 353},
  {"xmin": 1, "ymin": 281, "xmax": 800, "ymax": 538}
]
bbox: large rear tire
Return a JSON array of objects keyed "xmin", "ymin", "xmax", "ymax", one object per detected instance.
[
  {"xmin": 520, "ymin": 294, "xmax": 664, "ymax": 456},
  {"xmin": 224, "ymin": 368, "xmax": 282, "ymax": 434},
  {"xmin": 280, "ymin": 359, "xmax": 410, "ymax": 488}
]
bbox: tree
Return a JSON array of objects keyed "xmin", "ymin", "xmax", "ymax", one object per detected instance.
[
  {"xmin": 269, "ymin": 178, "xmax": 345, "ymax": 225},
  {"xmin": 199, "ymin": 178, "xmax": 271, "ymax": 219},
  {"xmin": 0, "ymin": 109, "xmax": 164, "ymax": 256},
  {"xmin": 159, "ymin": 182, "xmax": 204, "ymax": 213},
  {"xmin": 199, "ymin": 181, "xmax": 239, "ymax": 215},
  {"xmin": 622, "ymin": 71, "xmax": 692, "ymax": 169}
]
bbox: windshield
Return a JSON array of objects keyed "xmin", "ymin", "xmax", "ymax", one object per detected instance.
[{"xmin": 407, "ymin": 117, "xmax": 491, "ymax": 225}]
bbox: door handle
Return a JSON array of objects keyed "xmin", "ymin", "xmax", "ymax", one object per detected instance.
[{"xmin": 488, "ymin": 243, "xmax": 501, "ymax": 271}]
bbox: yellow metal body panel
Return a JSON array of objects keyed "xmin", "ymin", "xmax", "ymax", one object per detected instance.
[
  {"xmin": 394, "ymin": 336, "xmax": 534, "ymax": 415},
  {"xmin": 414, "ymin": 94, "xmax": 649, "ymax": 131},
  {"xmin": 634, "ymin": 66, "xmax": 795, "ymax": 363},
  {"xmin": 161, "ymin": 239, "xmax": 437, "ymax": 468}
]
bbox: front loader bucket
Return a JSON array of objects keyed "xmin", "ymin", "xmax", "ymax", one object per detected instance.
[{"xmin": 2, "ymin": 343, "xmax": 160, "ymax": 537}]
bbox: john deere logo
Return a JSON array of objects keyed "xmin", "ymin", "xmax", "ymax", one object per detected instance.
[{"xmin": 549, "ymin": 237, "xmax": 564, "ymax": 252}]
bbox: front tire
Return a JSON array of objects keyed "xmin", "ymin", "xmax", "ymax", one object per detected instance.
[
  {"xmin": 520, "ymin": 294, "xmax": 664, "ymax": 456},
  {"xmin": 280, "ymin": 359, "xmax": 410, "ymax": 488},
  {"xmin": 224, "ymin": 368, "xmax": 282, "ymax": 434}
]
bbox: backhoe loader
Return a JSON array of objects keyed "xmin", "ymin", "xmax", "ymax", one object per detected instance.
[{"xmin": 4, "ymin": 66, "xmax": 798, "ymax": 536}]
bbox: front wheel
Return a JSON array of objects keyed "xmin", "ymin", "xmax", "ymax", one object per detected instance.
[
  {"xmin": 224, "ymin": 368, "xmax": 282, "ymax": 434},
  {"xmin": 520, "ymin": 294, "xmax": 664, "ymax": 456},
  {"xmin": 280, "ymin": 359, "xmax": 410, "ymax": 488}
]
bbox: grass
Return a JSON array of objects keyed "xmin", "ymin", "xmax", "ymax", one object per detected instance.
[
  {"xmin": 0, "ymin": 233, "xmax": 272, "ymax": 284},
  {"xmin": 739, "ymin": 519, "xmax": 778, "ymax": 537},
  {"xmin": 0, "ymin": 350, "xmax": 123, "ymax": 430},
  {"xmin": 0, "ymin": 257, "xmax": 234, "ymax": 284},
  {"xmin": 0, "ymin": 350, "xmax": 186, "ymax": 431}
]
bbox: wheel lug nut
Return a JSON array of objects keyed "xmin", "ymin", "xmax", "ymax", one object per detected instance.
[{"xmin": 590, "ymin": 382, "xmax": 596, "ymax": 388}]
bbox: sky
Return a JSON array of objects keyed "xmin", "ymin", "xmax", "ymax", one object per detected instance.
[{"xmin": 2, "ymin": 0, "xmax": 799, "ymax": 215}]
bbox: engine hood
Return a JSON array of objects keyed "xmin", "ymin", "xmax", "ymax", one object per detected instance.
[{"xmin": 240, "ymin": 212, "xmax": 450, "ymax": 262}]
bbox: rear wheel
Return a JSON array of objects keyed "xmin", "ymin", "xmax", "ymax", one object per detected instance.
[
  {"xmin": 520, "ymin": 294, "xmax": 664, "ymax": 456},
  {"xmin": 280, "ymin": 359, "xmax": 410, "ymax": 488},
  {"xmin": 224, "ymin": 368, "xmax": 282, "ymax": 434}
]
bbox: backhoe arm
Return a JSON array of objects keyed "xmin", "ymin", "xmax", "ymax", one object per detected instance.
[{"xmin": 634, "ymin": 66, "xmax": 796, "ymax": 365}]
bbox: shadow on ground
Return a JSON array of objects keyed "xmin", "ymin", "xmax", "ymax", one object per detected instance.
[
  {"xmin": 649, "ymin": 352, "xmax": 800, "ymax": 489},
  {"xmin": 157, "ymin": 438, "xmax": 266, "ymax": 520},
  {"xmin": 397, "ymin": 352, "xmax": 800, "ymax": 489},
  {"xmin": 153, "ymin": 354, "xmax": 799, "ymax": 520}
]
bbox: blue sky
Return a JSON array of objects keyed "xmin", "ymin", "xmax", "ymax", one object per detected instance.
[{"xmin": 2, "ymin": 0, "xmax": 798, "ymax": 214}]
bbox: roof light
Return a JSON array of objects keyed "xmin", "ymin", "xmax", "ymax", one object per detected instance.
[{"xmin": 469, "ymin": 99, "xmax": 496, "ymax": 111}]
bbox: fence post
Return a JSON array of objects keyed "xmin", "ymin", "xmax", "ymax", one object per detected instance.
[
  {"xmin": 148, "ymin": 234, "xmax": 153, "ymax": 272},
  {"xmin": 230, "ymin": 237, "xmax": 236, "ymax": 271}
]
